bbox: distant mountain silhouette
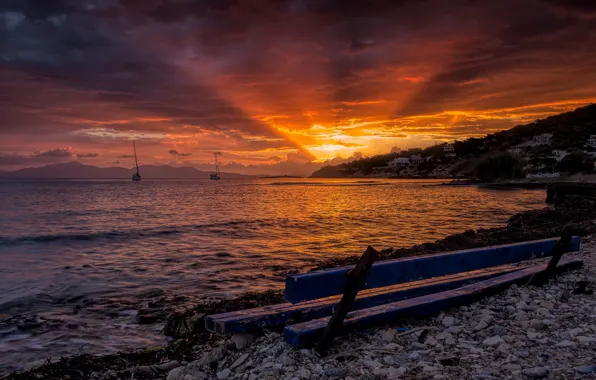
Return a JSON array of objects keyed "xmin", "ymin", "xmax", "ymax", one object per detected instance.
[{"xmin": 0, "ymin": 162, "xmax": 254, "ymax": 179}]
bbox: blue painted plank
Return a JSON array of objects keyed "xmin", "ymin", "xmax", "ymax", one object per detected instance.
[
  {"xmin": 285, "ymin": 236, "xmax": 580, "ymax": 303},
  {"xmin": 284, "ymin": 258, "xmax": 583, "ymax": 347},
  {"xmin": 206, "ymin": 263, "xmax": 527, "ymax": 333}
]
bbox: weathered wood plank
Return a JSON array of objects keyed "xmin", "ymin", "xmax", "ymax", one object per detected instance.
[
  {"xmin": 285, "ymin": 236, "xmax": 581, "ymax": 303},
  {"xmin": 316, "ymin": 246, "xmax": 378, "ymax": 355},
  {"xmin": 205, "ymin": 263, "xmax": 529, "ymax": 333},
  {"xmin": 283, "ymin": 258, "xmax": 583, "ymax": 347}
]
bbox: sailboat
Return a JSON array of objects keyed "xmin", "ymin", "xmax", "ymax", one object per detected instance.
[
  {"xmin": 132, "ymin": 141, "xmax": 141, "ymax": 181},
  {"xmin": 209, "ymin": 152, "xmax": 220, "ymax": 180}
]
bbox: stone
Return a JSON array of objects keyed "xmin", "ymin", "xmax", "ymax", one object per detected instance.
[
  {"xmin": 489, "ymin": 326, "xmax": 507, "ymax": 336},
  {"xmin": 574, "ymin": 365, "xmax": 596, "ymax": 374},
  {"xmin": 280, "ymin": 354, "xmax": 295, "ymax": 366},
  {"xmin": 515, "ymin": 350, "xmax": 530, "ymax": 358},
  {"xmin": 324, "ymin": 367, "xmax": 347, "ymax": 377},
  {"xmin": 445, "ymin": 326, "xmax": 461, "ymax": 334},
  {"xmin": 503, "ymin": 363, "xmax": 521, "ymax": 371},
  {"xmin": 496, "ymin": 343, "xmax": 510, "ymax": 353},
  {"xmin": 442, "ymin": 316, "xmax": 455, "ymax": 326},
  {"xmin": 527, "ymin": 331, "xmax": 542, "ymax": 340},
  {"xmin": 232, "ymin": 333, "xmax": 258, "ymax": 350},
  {"xmin": 445, "ymin": 336, "xmax": 457, "ymax": 346},
  {"xmin": 522, "ymin": 366, "xmax": 548, "ymax": 378},
  {"xmin": 423, "ymin": 366, "xmax": 440, "ymax": 374},
  {"xmin": 382, "ymin": 343, "xmax": 402, "ymax": 351},
  {"xmin": 577, "ymin": 336, "xmax": 596, "ymax": 343},
  {"xmin": 383, "ymin": 355, "xmax": 395, "ymax": 365},
  {"xmin": 231, "ymin": 354, "xmax": 249, "ymax": 369},
  {"xmin": 425, "ymin": 337, "xmax": 438, "ymax": 346},
  {"xmin": 167, "ymin": 367, "xmax": 207, "ymax": 380},
  {"xmin": 387, "ymin": 366, "xmax": 407, "ymax": 377},
  {"xmin": 529, "ymin": 319, "xmax": 544, "ymax": 330},
  {"xmin": 482, "ymin": 336, "xmax": 505, "ymax": 347},
  {"xmin": 217, "ymin": 369, "xmax": 231, "ymax": 380},
  {"xmin": 558, "ymin": 290, "xmax": 571, "ymax": 302},
  {"xmin": 295, "ymin": 368, "xmax": 311, "ymax": 379},
  {"xmin": 473, "ymin": 321, "xmax": 489, "ymax": 331},
  {"xmin": 382, "ymin": 328, "xmax": 396, "ymax": 342},
  {"xmin": 408, "ymin": 352, "xmax": 420, "ymax": 360},
  {"xmin": 555, "ymin": 340, "xmax": 575, "ymax": 348}
]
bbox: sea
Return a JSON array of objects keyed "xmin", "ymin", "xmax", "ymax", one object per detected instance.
[{"xmin": 0, "ymin": 178, "xmax": 546, "ymax": 374}]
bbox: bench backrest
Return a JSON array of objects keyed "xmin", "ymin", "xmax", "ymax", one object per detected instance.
[{"xmin": 285, "ymin": 236, "xmax": 580, "ymax": 303}]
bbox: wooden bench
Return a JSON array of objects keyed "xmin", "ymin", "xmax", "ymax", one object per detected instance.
[{"xmin": 205, "ymin": 236, "xmax": 581, "ymax": 348}]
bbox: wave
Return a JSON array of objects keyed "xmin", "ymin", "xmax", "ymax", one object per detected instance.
[{"xmin": 0, "ymin": 219, "xmax": 278, "ymax": 247}]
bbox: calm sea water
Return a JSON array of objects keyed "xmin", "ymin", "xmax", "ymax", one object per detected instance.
[{"xmin": 0, "ymin": 179, "xmax": 545, "ymax": 373}]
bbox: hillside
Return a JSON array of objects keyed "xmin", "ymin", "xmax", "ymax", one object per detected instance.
[
  {"xmin": 0, "ymin": 162, "xmax": 254, "ymax": 179},
  {"xmin": 311, "ymin": 104, "xmax": 596, "ymax": 179}
]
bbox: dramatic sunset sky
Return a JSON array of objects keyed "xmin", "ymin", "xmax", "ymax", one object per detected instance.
[{"xmin": 2, "ymin": 0, "xmax": 596, "ymax": 175}]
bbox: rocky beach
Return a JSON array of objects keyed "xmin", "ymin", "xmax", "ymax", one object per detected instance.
[{"xmin": 3, "ymin": 183, "xmax": 596, "ymax": 380}]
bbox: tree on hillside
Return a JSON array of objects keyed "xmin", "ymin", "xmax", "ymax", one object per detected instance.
[
  {"xmin": 555, "ymin": 151, "xmax": 595, "ymax": 174},
  {"xmin": 474, "ymin": 153, "xmax": 524, "ymax": 182}
]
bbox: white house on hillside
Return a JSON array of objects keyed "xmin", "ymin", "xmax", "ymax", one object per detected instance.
[
  {"xmin": 587, "ymin": 135, "xmax": 596, "ymax": 148},
  {"xmin": 532, "ymin": 133, "xmax": 553, "ymax": 146},
  {"xmin": 552, "ymin": 150, "xmax": 568, "ymax": 162},
  {"xmin": 388, "ymin": 157, "xmax": 410, "ymax": 167},
  {"xmin": 444, "ymin": 144, "xmax": 455, "ymax": 152},
  {"xmin": 410, "ymin": 155, "xmax": 424, "ymax": 165},
  {"xmin": 508, "ymin": 148, "xmax": 522, "ymax": 155}
]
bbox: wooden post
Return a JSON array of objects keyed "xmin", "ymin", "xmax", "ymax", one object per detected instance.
[
  {"xmin": 545, "ymin": 225, "xmax": 573, "ymax": 277},
  {"xmin": 315, "ymin": 246, "xmax": 379, "ymax": 356},
  {"xmin": 531, "ymin": 226, "xmax": 573, "ymax": 285}
]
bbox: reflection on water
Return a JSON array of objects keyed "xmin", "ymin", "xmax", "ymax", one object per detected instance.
[{"xmin": 0, "ymin": 178, "xmax": 544, "ymax": 373}]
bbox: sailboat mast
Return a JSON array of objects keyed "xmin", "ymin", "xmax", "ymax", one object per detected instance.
[
  {"xmin": 133, "ymin": 141, "xmax": 140, "ymax": 174},
  {"xmin": 214, "ymin": 153, "xmax": 220, "ymax": 175}
]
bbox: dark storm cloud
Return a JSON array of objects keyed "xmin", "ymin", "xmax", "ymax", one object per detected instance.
[
  {"xmin": 77, "ymin": 153, "xmax": 99, "ymax": 158},
  {"xmin": 0, "ymin": 147, "xmax": 73, "ymax": 168},
  {"xmin": 2, "ymin": 0, "xmax": 596, "ymax": 171},
  {"xmin": 33, "ymin": 147, "xmax": 72, "ymax": 158}
]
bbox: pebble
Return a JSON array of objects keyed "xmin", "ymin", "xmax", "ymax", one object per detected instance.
[
  {"xmin": 216, "ymin": 369, "xmax": 231, "ymax": 380},
  {"xmin": 555, "ymin": 340, "xmax": 574, "ymax": 347},
  {"xmin": 382, "ymin": 328, "xmax": 396, "ymax": 342},
  {"xmin": 522, "ymin": 366, "xmax": 548, "ymax": 378},
  {"xmin": 232, "ymin": 333, "xmax": 258, "ymax": 350},
  {"xmin": 230, "ymin": 353, "xmax": 249, "ymax": 369},
  {"xmin": 482, "ymin": 336, "xmax": 504, "ymax": 347},
  {"xmin": 576, "ymin": 335, "xmax": 596, "ymax": 343},
  {"xmin": 442, "ymin": 316, "xmax": 455, "ymax": 326}
]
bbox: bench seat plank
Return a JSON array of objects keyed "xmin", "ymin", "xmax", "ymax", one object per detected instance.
[
  {"xmin": 284, "ymin": 258, "xmax": 583, "ymax": 347},
  {"xmin": 206, "ymin": 262, "xmax": 530, "ymax": 333}
]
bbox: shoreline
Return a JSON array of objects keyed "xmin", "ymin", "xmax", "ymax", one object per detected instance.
[{"xmin": 4, "ymin": 183, "xmax": 596, "ymax": 380}]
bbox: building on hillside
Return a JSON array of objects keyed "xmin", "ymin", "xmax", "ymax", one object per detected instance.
[
  {"xmin": 443, "ymin": 144, "xmax": 456, "ymax": 158},
  {"xmin": 532, "ymin": 133, "xmax": 553, "ymax": 146},
  {"xmin": 388, "ymin": 157, "xmax": 410, "ymax": 167},
  {"xmin": 587, "ymin": 135, "xmax": 596, "ymax": 148},
  {"xmin": 508, "ymin": 148, "xmax": 522, "ymax": 155},
  {"xmin": 552, "ymin": 150, "xmax": 568, "ymax": 162},
  {"xmin": 410, "ymin": 154, "xmax": 424, "ymax": 165},
  {"xmin": 526, "ymin": 172, "xmax": 560, "ymax": 179}
]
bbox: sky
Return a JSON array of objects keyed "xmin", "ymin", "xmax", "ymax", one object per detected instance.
[{"xmin": 1, "ymin": 0, "xmax": 596, "ymax": 175}]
